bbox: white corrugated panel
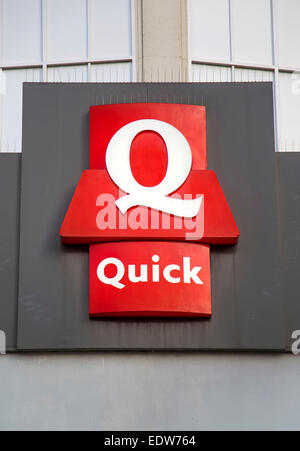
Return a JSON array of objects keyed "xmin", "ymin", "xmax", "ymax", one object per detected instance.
[
  {"xmin": 278, "ymin": 72, "xmax": 300, "ymax": 152},
  {"xmin": 1, "ymin": 68, "xmax": 42, "ymax": 153},
  {"xmin": 47, "ymin": 65, "xmax": 88, "ymax": 82},
  {"xmin": 192, "ymin": 64, "xmax": 232, "ymax": 82},
  {"xmin": 234, "ymin": 68, "xmax": 274, "ymax": 82},
  {"xmin": 91, "ymin": 63, "xmax": 132, "ymax": 82}
]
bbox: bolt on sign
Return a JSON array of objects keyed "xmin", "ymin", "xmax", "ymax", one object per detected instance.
[{"xmin": 60, "ymin": 103, "xmax": 239, "ymax": 317}]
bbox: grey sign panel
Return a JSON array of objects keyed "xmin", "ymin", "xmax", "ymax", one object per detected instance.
[
  {"xmin": 148, "ymin": 83, "xmax": 286, "ymax": 350},
  {"xmin": 276, "ymin": 153, "xmax": 300, "ymax": 351},
  {"xmin": 17, "ymin": 83, "xmax": 285, "ymax": 351},
  {"xmin": 0, "ymin": 154, "xmax": 21, "ymax": 351}
]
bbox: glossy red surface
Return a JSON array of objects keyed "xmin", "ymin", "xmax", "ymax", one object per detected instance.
[
  {"xmin": 60, "ymin": 169, "xmax": 239, "ymax": 244},
  {"xmin": 90, "ymin": 103, "xmax": 207, "ymax": 170},
  {"xmin": 61, "ymin": 102, "xmax": 239, "ymax": 317},
  {"xmin": 89, "ymin": 241, "xmax": 211, "ymax": 317}
]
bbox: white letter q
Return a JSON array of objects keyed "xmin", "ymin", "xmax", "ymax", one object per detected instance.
[
  {"xmin": 97, "ymin": 258, "xmax": 125, "ymax": 289},
  {"xmin": 105, "ymin": 119, "xmax": 202, "ymax": 218}
]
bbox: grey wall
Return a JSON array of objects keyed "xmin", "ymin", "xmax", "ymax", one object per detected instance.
[
  {"xmin": 17, "ymin": 82, "xmax": 285, "ymax": 352},
  {"xmin": 0, "ymin": 352, "xmax": 299, "ymax": 431},
  {"xmin": 1, "ymin": 85, "xmax": 300, "ymax": 429}
]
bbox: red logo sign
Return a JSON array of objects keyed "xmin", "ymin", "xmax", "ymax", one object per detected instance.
[
  {"xmin": 90, "ymin": 242, "xmax": 211, "ymax": 317},
  {"xmin": 61, "ymin": 103, "xmax": 239, "ymax": 317}
]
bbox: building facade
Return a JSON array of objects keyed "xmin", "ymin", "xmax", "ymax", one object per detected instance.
[
  {"xmin": 1, "ymin": 0, "xmax": 300, "ymax": 153},
  {"xmin": 0, "ymin": 0, "xmax": 300, "ymax": 431}
]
